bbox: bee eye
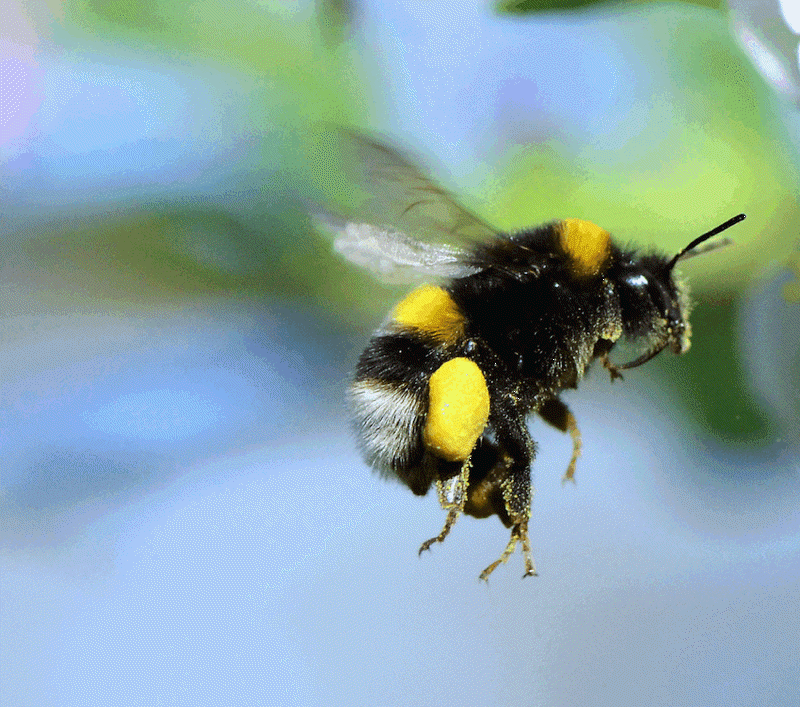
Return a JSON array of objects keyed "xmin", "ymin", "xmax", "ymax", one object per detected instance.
[{"xmin": 625, "ymin": 273, "xmax": 649, "ymax": 289}]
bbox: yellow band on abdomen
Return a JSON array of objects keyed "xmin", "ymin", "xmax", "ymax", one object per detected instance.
[{"xmin": 392, "ymin": 284, "xmax": 466, "ymax": 344}]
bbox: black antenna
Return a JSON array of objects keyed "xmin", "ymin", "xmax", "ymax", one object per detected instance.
[{"xmin": 667, "ymin": 213, "xmax": 746, "ymax": 270}]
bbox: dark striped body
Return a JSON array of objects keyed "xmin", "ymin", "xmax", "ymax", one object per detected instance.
[
  {"xmin": 349, "ymin": 221, "xmax": 637, "ymax": 504},
  {"xmin": 326, "ymin": 128, "xmax": 743, "ymax": 580}
]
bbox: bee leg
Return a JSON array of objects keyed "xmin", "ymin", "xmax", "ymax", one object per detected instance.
[
  {"xmin": 419, "ymin": 356, "xmax": 489, "ymax": 558},
  {"xmin": 418, "ymin": 457, "xmax": 471, "ymax": 555},
  {"xmin": 600, "ymin": 353, "xmax": 624, "ymax": 382},
  {"xmin": 480, "ymin": 413, "xmax": 537, "ymax": 580},
  {"xmin": 463, "ymin": 439, "xmax": 512, "ymax": 524},
  {"xmin": 479, "ymin": 522, "xmax": 532, "ymax": 581},
  {"xmin": 539, "ymin": 398, "xmax": 582, "ymax": 484}
]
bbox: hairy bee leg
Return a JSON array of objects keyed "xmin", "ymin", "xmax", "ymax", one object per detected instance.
[
  {"xmin": 463, "ymin": 442, "xmax": 513, "ymax": 524},
  {"xmin": 480, "ymin": 409, "xmax": 537, "ymax": 580},
  {"xmin": 563, "ymin": 419, "xmax": 582, "ymax": 483},
  {"xmin": 418, "ymin": 458, "xmax": 470, "ymax": 555},
  {"xmin": 539, "ymin": 398, "xmax": 582, "ymax": 483},
  {"xmin": 479, "ymin": 522, "xmax": 537, "ymax": 581},
  {"xmin": 517, "ymin": 521, "xmax": 536, "ymax": 577}
]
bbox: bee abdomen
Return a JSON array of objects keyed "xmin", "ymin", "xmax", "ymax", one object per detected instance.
[
  {"xmin": 350, "ymin": 283, "xmax": 473, "ymax": 484},
  {"xmin": 350, "ymin": 332, "xmax": 445, "ymax": 477},
  {"xmin": 349, "ymin": 377, "xmax": 426, "ymax": 474}
]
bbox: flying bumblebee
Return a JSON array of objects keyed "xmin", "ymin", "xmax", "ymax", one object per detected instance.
[{"xmin": 316, "ymin": 130, "xmax": 745, "ymax": 580}]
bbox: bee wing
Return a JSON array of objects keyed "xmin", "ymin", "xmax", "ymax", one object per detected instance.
[
  {"xmin": 313, "ymin": 129, "xmax": 499, "ymax": 283},
  {"xmin": 314, "ymin": 213, "xmax": 480, "ymax": 284}
]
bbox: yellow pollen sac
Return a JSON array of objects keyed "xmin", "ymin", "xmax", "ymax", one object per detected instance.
[
  {"xmin": 559, "ymin": 218, "xmax": 611, "ymax": 277},
  {"xmin": 423, "ymin": 358, "xmax": 490, "ymax": 462},
  {"xmin": 392, "ymin": 284, "xmax": 466, "ymax": 344}
]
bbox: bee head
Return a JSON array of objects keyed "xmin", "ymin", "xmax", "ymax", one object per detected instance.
[
  {"xmin": 612, "ymin": 255, "xmax": 691, "ymax": 367},
  {"xmin": 612, "ymin": 214, "xmax": 745, "ymax": 370}
]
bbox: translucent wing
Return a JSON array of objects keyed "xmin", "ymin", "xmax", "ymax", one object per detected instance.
[
  {"xmin": 312, "ymin": 129, "xmax": 499, "ymax": 283},
  {"xmin": 337, "ymin": 129, "xmax": 499, "ymax": 246},
  {"xmin": 315, "ymin": 215, "xmax": 477, "ymax": 284}
]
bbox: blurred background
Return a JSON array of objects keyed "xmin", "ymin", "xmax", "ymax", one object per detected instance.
[{"xmin": 2, "ymin": 0, "xmax": 799, "ymax": 705}]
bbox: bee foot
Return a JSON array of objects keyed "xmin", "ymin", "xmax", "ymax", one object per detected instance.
[
  {"xmin": 600, "ymin": 353, "xmax": 624, "ymax": 382},
  {"xmin": 418, "ymin": 537, "xmax": 438, "ymax": 555},
  {"xmin": 418, "ymin": 507, "xmax": 460, "ymax": 557},
  {"xmin": 479, "ymin": 522, "xmax": 537, "ymax": 581}
]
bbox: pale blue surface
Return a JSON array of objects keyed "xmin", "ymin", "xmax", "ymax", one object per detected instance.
[
  {"xmin": 2, "ymin": 1, "xmax": 800, "ymax": 705},
  {"xmin": 4, "ymin": 382, "xmax": 799, "ymax": 706}
]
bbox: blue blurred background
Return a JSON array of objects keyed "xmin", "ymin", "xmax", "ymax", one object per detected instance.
[{"xmin": 2, "ymin": 0, "xmax": 799, "ymax": 705}]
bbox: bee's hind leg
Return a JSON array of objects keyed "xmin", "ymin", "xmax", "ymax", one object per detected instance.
[
  {"xmin": 418, "ymin": 356, "xmax": 490, "ymax": 558},
  {"xmin": 418, "ymin": 457, "xmax": 471, "ymax": 555},
  {"xmin": 479, "ymin": 521, "xmax": 535, "ymax": 581},
  {"xmin": 480, "ymin": 410, "xmax": 538, "ymax": 581}
]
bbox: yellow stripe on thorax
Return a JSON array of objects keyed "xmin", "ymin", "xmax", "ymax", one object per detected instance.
[
  {"xmin": 559, "ymin": 219, "xmax": 611, "ymax": 277},
  {"xmin": 392, "ymin": 284, "xmax": 466, "ymax": 345},
  {"xmin": 424, "ymin": 357, "xmax": 490, "ymax": 462}
]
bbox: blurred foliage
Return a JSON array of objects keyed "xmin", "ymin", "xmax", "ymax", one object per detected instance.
[
  {"xmin": 667, "ymin": 299, "xmax": 775, "ymax": 444},
  {"xmin": 784, "ymin": 251, "xmax": 800, "ymax": 303},
  {"xmin": 45, "ymin": 0, "xmax": 799, "ymax": 444},
  {"xmin": 22, "ymin": 208, "xmax": 274, "ymax": 306},
  {"xmin": 316, "ymin": 0, "xmax": 356, "ymax": 46},
  {"xmin": 67, "ymin": 0, "xmax": 363, "ymax": 127},
  {"xmin": 497, "ymin": 0, "xmax": 723, "ymax": 13},
  {"xmin": 61, "ymin": 0, "xmax": 799, "ymax": 296},
  {"xmin": 485, "ymin": 13, "xmax": 798, "ymax": 295}
]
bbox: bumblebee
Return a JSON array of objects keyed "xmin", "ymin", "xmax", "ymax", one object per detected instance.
[{"xmin": 318, "ymin": 131, "xmax": 745, "ymax": 580}]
